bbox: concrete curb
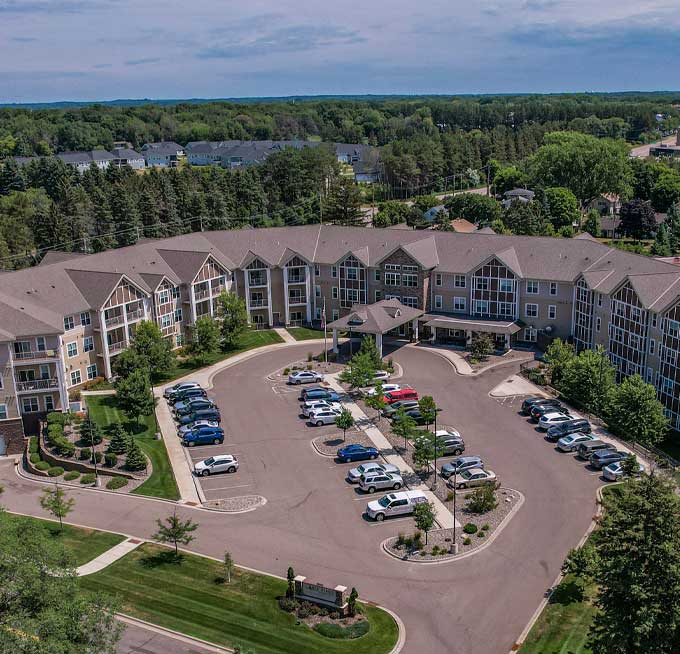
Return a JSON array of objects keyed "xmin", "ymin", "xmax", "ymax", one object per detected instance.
[
  {"xmin": 116, "ymin": 613, "xmax": 233, "ymax": 653},
  {"xmin": 310, "ymin": 437, "xmax": 337, "ymax": 458},
  {"xmin": 381, "ymin": 604, "xmax": 406, "ymax": 654},
  {"xmin": 509, "ymin": 485, "xmax": 606, "ymax": 653},
  {"xmin": 379, "ymin": 489, "xmax": 525, "ymax": 565},
  {"xmin": 202, "ymin": 496, "xmax": 268, "ymax": 514}
]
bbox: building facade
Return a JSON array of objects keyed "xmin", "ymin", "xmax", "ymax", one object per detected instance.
[{"xmin": 2, "ymin": 226, "xmax": 680, "ymax": 445}]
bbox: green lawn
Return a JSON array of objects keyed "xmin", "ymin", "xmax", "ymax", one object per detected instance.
[
  {"xmin": 80, "ymin": 543, "xmax": 399, "ymax": 654},
  {"xmin": 86, "ymin": 395, "xmax": 179, "ymax": 501},
  {"xmin": 7, "ymin": 513, "xmax": 125, "ymax": 566},
  {"xmin": 287, "ymin": 326, "xmax": 327, "ymax": 341},
  {"xmin": 519, "ymin": 575, "xmax": 596, "ymax": 654},
  {"xmin": 157, "ymin": 329, "xmax": 284, "ymax": 383}
]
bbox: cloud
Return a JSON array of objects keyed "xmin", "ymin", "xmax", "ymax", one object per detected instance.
[
  {"xmin": 0, "ymin": 70, "xmax": 90, "ymax": 80},
  {"xmin": 10, "ymin": 36, "xmax": 38, "ymax": 42},
  {"xmin": 197, "ymin": 24, "xmax": 365, "ymax": 60},
  {"xmin": 125, "ymin": 57, "xmax": 161, "ymax": 66}
]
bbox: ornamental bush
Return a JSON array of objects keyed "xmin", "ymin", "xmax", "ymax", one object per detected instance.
[
  {"xmin": 80, "ymin": 473, "xmax": 96, "ymax": 484},
  {"xmin": 34, "ymin": 461, "xmax": 50, "ymax": 471},
  {"xmin": 104, "ymin": 453, "xmax": 118, "ymax": 468},
  {"xmin": 463, "ymin": 523, "xmax": 478, "ymax": 534},
  {"xmin": 47, "ymin": 412, "xmax": 68, "ymax": 426},
  {"xmin": 107, "ymin": 424, "xmax": 131, "ymax": 455},
  {"xmin": 106, "ymin": 477, "xmax": 128, "ymax": 490},
  {"xmin": 47, "ymin": 466, "xmax": 64, "ymax": 477},
  {"xmin": 28, "ymin": 437, "xmax": 39, "ymax": 454},
  {"xmin": 64, "ymin": 471, "xmax": 80, "ymax": 481},
  {"xmin": 125, "ymin": 440, "xmax": 147, "ymax": 472},
  {"xmin": 79, "ymin": 447, "xmax": 92, "ymax": 461},
  {"xmin": 29, "ymin": 453, "xmax": 41, "ymax": 464}
]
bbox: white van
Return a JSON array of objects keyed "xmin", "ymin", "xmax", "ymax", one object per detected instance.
[{"xmin": 366, "ymin": 490, "xmax": 428, "ymax": 522}]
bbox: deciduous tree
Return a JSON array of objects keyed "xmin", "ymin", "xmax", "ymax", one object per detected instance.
[
  {"xmin": 115, "ymin": 369, "xmax": 155, "ymax": 425},
  {"xmin": 191, "ymin": 316, "xmax": 220, "ymax": 363},
  {"xmin": 216, "ymin": 291, "xmax": 248, "ymax": 349},
  {"xmin": 335, "ymin": 408, "xmax": 355, "ymax": 442},
  {"xmin": 153, "ymin": 510, "xmax": 199, "ymax": 556},
  {"xmin": 412, "ymin": 501, "xmax": 436, "ymax": 544},
  {"xmin": 39, "ymin": 483, "xmax": 75, "ymax": 531}
]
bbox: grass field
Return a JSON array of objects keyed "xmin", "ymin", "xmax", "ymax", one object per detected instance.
[
  {"xmin": 80, "ymin": 543, "xmax": 399, "ymax": 654},
  {"xmin": 287, "ymin": 326, "xmax": 326, "ymax": 341},
  {"xmin": 86, "ymin": 395, "xmax": 179, "ymax": 501},
  {"xmin": 519, "ymin": 575, "xmax": 596, "ymax": 654},
  {"xmin": 7, "ymin": 513, "xmax": 125, "ymax": 566},
  {"xmin": 157, "ymin": 329, "xmax": 284, "ymax": 383}
]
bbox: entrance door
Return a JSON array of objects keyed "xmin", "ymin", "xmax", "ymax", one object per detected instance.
[{"xmin": 272, "ymin": 312, "xmax": 281, "ymax": 326}]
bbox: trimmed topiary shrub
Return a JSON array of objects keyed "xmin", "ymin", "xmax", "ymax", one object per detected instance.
[
  {"xmin": 52, "ymin": 438, "xmax": 75, "ymax": 458},
  {"xmin": 277, "ymin": 597, "xmax": 299, "ymax": 612},
  {"xmin": 104, "ymin": 453, "xmax": 118, "ymax": 468},
  {"xmin": 47, "ymin": 466, "xmax": 64, "ymax": 477},
  {"xmin": 463, "ymin": 523, "xmax": 478, "ymax": 534},
  {"xmin": 80, "ymin": 473, "xmax": 96, "ymax": 484},
  {"xmin": 463, "ymin": 537, "xmax": 472, "ymax": 546},
  {"xmin": 29, "ymin": 453, "xmax": 41, "ymax": 464},
  {"xmin": 125, "ymin": 440, "xmax": 147, "ymax": 472},
  {"xmin": 106, "ymin": 476, "xmax": 128, "ymax": 490},
  {"xmin": 79, "ymin": 447, "xmax": 92, "ymax": 461},
  {"xmin": 47, "ymin": 411, "xmax": 68, "ymax": 426},
  {"xmin": 34, "ymin": 461, "xmax": 50, "ymax": 471},
  {"xmin": 64, "ymin": 471, "xmax": 80, "ymax": 481},
  {"xmin": 28, "ymin": 437, "xmax": 39, "ymax": 454}
]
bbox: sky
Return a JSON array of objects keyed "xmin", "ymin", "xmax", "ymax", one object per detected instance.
[{"xmin": 0, "ymin": 0, "xmax": 679, "ymax": 103}]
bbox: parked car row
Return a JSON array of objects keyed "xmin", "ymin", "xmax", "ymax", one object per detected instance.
[
  {"xmin": 520, "ymin": 396, "xmax": 643, "ymax": 481},
  {"xmin": 297, "ymin": 386, "xmax": 343, "ymax": 426},
  {"xmin": 164, "ymin": 381, "xmax": 238, "ymax": 475}
]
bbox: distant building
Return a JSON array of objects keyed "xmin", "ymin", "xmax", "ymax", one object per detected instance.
[
  {"xmin": 600, "ymin": 212, "xmax": 666, "ymax": 239},
  {"xmin": 111, "ymin": 148, "xmax": 145, "ymax": 170},
  {"xmin": 423, "ymin": 205, "xmax": 447, "ymax": 223},
  {"xmin": 141, "ymin": 142, "xmax": 185, "ymax": 167},
  {"xmin": 55, "ymin": 150, "xmax": 115, "ymax": 174},
  {"xmin": 586, "ymin": 193, "xmax": 621, "ymax": 216},
  {"xmin": 501, "ymin": 188, "xmax": 535, "ymax": 209},
  {"xmin": 650, "ymin": 133, "xmax": 680, "ymax": 158}
]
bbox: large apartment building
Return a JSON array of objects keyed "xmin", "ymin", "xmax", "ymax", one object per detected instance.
[{"xmin": 1, "ymin": 225, "xmax": 680, "ymax": 451}]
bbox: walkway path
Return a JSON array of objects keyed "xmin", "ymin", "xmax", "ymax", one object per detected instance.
[
  {"xmin": 273, "ymin": 327, "xmax": 296, "ymax": 344},
  {"xmin": 76, "ymin": 536, "xmax": 143, "ymax": 576},
  {"xmin": 325, "ymin": 375, "xmax": 458, "ymax": 529}
]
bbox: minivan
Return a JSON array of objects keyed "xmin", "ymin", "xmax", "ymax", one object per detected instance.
[
  {"xmin": 384, "ymin": 389, "xmax": 419, "ymax": 404},
  {"xmin": 576, "ymin": 440, "xmax": 612, "ymax": 459},
  {"xmin": 366, "ymin": 490, "xmax": 428, "ymax": 521}
]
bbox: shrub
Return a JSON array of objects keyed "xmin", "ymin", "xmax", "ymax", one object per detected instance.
[
  {"xmin": 283, "ymin": 367, "xmax": 290, "ymax": 376},
  {"xmin": 306, "ymin": 363, "xmax": 313, "ymax": 370},
  {"xmin": 413, "ymin": 531, "xmax": 423, "ymax": 548},
  {"xmin": 318, "ymin": 608, "xmax": 329, "ymax": 617},
  {"xmin": 446, "ymin": 491, "xmax": 454, "ymax": 502},
  {"xmin": 80, "ymin": 473, "xmax": 96, "ymax": 484},
  {"xmin": 64, "ymin": 471, "xmax": 80, "ymax": 481},
  {"xmin": 307, "ymin": 352, "xmax": 313, "ymax": 362},
  {"xmin": 47, "ymin": 412, "xmax": 68, "ymax": 426},
  {"xmin": 106, "ymin": 476, "xmax": 128, "ymax": 490},
  {"xmin": 314, "ymin": 621, "xmax": 370, "ymax": 639},
  {"xmin": 477, "ymin": 530, "xmax": 486, "ymax": 538},
  {"xmin": 93, "ymin": 451, "xmax": 103, "ymax": 464},
  {"xmin": 481, "ymin": 523, "xmax": 490, "ymax": 532},
  {"xmin": 297, "ymin": 605, "xmax": 311, "ymax": 618},
  {"xmin": 104, "ymin": 453, "xmax": 118, "ymax": 467},
  {"xmin": 466, "ymin": 485, "xmax": 498, "ymax": 514},
  {"xmin": 403, "ymin": 534, "xmax": 413, "ymax": 548},
  {"xmin": 431, "ymin": 545, "xmax": 440, "ymax": 555},
  {"xmin": 387, "ymin": 357, "xmax": 394, "ymax": 371},
  {"xmin": 277, "ymin": 597, "xmax": 298, "ymax": 612},
  {"xmin": 28, "ymin": 437, "xmax": 39, "ymax": 454},
  {"xmin": 463, "ymin": 523, "xmax": 478, "ymax": 534},
  {"xmin": 29, "ymin": 453, "xmax": 41, "ymax": 464},
  {"xmin": 79, "ymin": 447, "xmax": 92, "ymax": 461},
  {"xmin": 53, "ymin": 438, "xmax": 75, "ymax": 458},
  {"xmin": 47, "ymin": 423, "xmax": 64, "ymax": 438},
  {"xmin": 329, "ymin": 611, "xmax": 340, "ymax": 620},
  {"xmin": 300, "ymin": 601, "xmax": 319, "ymax": 615},
  {"xmin": 463, "ymin": 537, "xmax": 472, "ymax": 546},
  {"xmin": 34, "ymin": 461, "xmax": 50, "ymax": 471},
  {"xmin": 395, "ymin": 533, "xmax": 405, "ymax": 548},
  {"xmin": 419, "ymin": 551, "xmax": 426, "ymax": 557},
  {"xmin": 47, "ymin": 466, "xmax": 64, "ymax": 477}
]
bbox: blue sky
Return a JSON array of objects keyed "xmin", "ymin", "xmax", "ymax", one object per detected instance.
[{"xmin": 0, "ymin": 0, "xmax": 678, "ymax": 102}]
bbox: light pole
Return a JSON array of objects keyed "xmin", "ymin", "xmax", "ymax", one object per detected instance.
[
  {"xmin": 451, "ymin": 470, "xmax": 458, "ymax": 554},
  {"xmin": 86, "ymin": 409, "xmax": 99, "ymax": 487},
  {"xmin": 149, "ymin": 362, "xmax": 160, "ymax": 438}
]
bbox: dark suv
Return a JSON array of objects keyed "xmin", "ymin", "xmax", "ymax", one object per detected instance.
[
  {"xmin": 521, "ymin": 397, "xmax": 561, "ymax": 415},
  {"xmin": 177, "ymin": 408, "xmax": 221, "ymax": 425},
  {"xmin": 545, "ymin": 419, "xmax": 592, "ymax": 442},
  {"xmin": 530, "ymin": 403, "xmax": 565, "ymax": 422}
]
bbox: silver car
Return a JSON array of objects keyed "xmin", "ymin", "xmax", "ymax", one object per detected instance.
[
  {"xmin": 440, "ymin": 456, "xmax": 483, "ymax": 479},
  {"xmin": 556, "ymin": 432, "xmax": 594, "ymax": 452},
  {"xmin": 177, "ymin": 420, "xmax": 220, "ymax": 437},
  {"xmin": 450, "ymin": 468, "xmax": 497, "ymax": 489},
  {"xmin": 359, "ymin": 472, "xmax": 404, "ymax": 494},
  {"xmin": 308, "ymin": 408, "xmax": 342, "ymax": 426},
  {"xmin": 288, "ymin": 370, "xmax": 324, "ymax": 385},
  {"xmin": 347, "ymin": 462, "xmax": 399, "ymax": 483}
]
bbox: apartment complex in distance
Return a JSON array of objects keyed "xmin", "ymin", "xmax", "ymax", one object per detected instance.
[{"xmin": 1, "ymin": 225, "xmax": 680, "ymax": 451}]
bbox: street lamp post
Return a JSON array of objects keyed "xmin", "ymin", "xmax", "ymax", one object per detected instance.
[
  {"xmin": 451, "ymin": 470, "xmax": 458, "ymax": 554},
  {"xmin": 149, "ymin": 363, "xmax": 160, "ymax": 438},
  {"xmin": 87, "ymin": 410, "xmax": 100, "ymax": 487}
]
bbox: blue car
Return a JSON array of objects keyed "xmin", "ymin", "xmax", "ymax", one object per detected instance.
[
  {"xmin": 337, "ymin": 443, "xmax": 379, "ymax": 463},
  {"xmin": 174, "ymin": 398, "xmax": 215, "ymax": 416},
  {"xmin": 182, "ymin": 426, "xmax": 224, "ymax": 447}
]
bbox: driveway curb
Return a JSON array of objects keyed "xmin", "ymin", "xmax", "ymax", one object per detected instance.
[{"xmin": 379, "ymin": 488, "xmax": 525, "ymax": 565}]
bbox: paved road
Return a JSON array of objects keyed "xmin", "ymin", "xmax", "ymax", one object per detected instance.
[
  {"xmin": 629, "ymin": 134, "xmax": 678, "ymax": 158},
  {"xmin": 117, "ymin": 620, "xmax": 221, "ymax": 654},
  {"xmin": 0, "ymin": 342, "xmax": 602, "ymax": 654}
]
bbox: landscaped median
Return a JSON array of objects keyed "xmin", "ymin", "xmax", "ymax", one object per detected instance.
[{"xmin": 80, "ymin": 543, "xmax": 401, "ymax": 654}]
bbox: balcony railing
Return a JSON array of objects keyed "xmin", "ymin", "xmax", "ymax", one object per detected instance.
[
  {"xmin": 288, "ymin": 296, "xmax": 307, "ymax": 305},
  {"xmin": 287, "ymin": 274, "xmax": 305, "ymax": 284},
  {"xmin": 126, "ymin": 308, "xmax": 145, "ymax": 322},
  {"xmin": 250, "ymin": 299, "xmax": 268, "ymax": 308},
  {"xmin": 14, "ymin": 349, "xmax": 59, "ymax": 361},
  {"xmin": 248, "ymin": 276, "xmax": 267, "ymax": 287},
  {"xmin": 108, "ymin": 341, "xmax": 126, "ymax": 353},
  {"xmin": 194, "ymin": 287, "xmax": 211, "ymax": 300},
  {"xmin": 104, "ymin": 314, "xmax": 124, "ymax": 328},
  {"xmin": 211, "ymin": 283, "xmax": 227, "ymax": 295},
  {"xmin": 16, "ymin": 378, "xmax": 59, "ymax": 392},
  {"xmin": 160, "ymin": 324, "xmax": 176, "ymax": 337}
]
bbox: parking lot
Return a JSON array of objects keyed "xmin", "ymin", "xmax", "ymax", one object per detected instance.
[{"xmin": 158, "ymin": 342, "xmax": 605, "ymax": 654}]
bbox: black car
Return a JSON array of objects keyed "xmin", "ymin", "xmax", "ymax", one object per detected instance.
[
  {"xmin": 589, "ymin": 450, "xmax": 629, "ymax": 470},
  {"xmin": 177, "ymin": 408, "xmax": 221, "ymax": 425},
  {"xmin": 403, "ymin": 409, "xmax": 429, "ymax": 425},
  {"xmin": 530, "ymin": 403, "xmax": 565, "ymax": 421},
  {"xmin": 169, "ymin": 387, "xmax": 207, "ymax": 405},
  {"xmin": 382, "ymin": 400, "xmax": 420, "ymax": 417},
  {"xmin": 545, "ymin": 419, "xmax": 592, "ymax": 442},
  {"xmin": 521, "ymin": 396, "xmax": 561, "ymax": 415}
]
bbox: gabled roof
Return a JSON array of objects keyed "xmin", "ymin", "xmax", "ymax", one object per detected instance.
[
  {"xmin": 581, "ymin": 268, "xmax": 615, "ymax": 290},
  {"xmin": 494, "ymin": 247, "xmax": 523, "ymax": 277},
  {"xmin": 402, "ymin": 237, "xmax": 439, "ymax": 269},
  {"xmin": 156, "ymin": 249, "xmax": 227, "ymax": 283},
  {"xmin": 627, "ymin": 273, "xmax": 680, "ymax": 310},
  {"xmin": 64, "ymin": 270, "xmax": 131, "ymax": 309},
  {"xmin": 327, "ymin": 299, "xmax": 423, "ymax": 334},
  {"xmin": 139, "ymin": 272, "xmax": 178, "ymax": 291},
  {"xmin": 278, "ymin": 248, "xmax": 310, "ymax": 266},
  {"xmin": 239, "ymin": 250, "xmax": 275, "ymax": 269},
  {"xmin": 39, "ymin": 251, "xmax": 88, "ymax": 266}
]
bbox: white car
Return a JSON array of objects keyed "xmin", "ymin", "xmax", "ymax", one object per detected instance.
[
  {"xmin": 602, "ymin": 460, "xmax": 645, "ymax": 481},
  {"xmin": 538, "ymin": 412, "xmax": 573, "ymax": 431},
  {"xmin": 450, "ymin": 468, "xmax": 497, "ymax": 489},
  {"xmin": 347, "ymin": 462, "xmax": 399, "ymax": 483},
  {"xmin": 308, "ymin": 408, "xmax": 342, "ymax": 426},
  {"xmin": 364, "ymin": 383, "xmax": 401, "ymax": 397},
  {"xmin": 288, "ymin": 370, "xmax": 324, "ymax": 385},
  {"xmin": 177, "ymin": 420, "xmax": 220, "ymax": 437},
  {"xmin": 372, "ymin": 370, "xmax": 391, "ymax": 382},
  {"xmin": 301, "ymin": 400, "xmax": 341, "ymax": 417},
  {"xmin": 556, "ymin": 432, "xmax": 594, "ymax": 452},
  {"xmin": 193, "ymin": 454, "xmax": 239, "ymax": 476}
]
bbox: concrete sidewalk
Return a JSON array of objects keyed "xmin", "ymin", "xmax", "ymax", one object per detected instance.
[
  {"xmin": 273, "ymin": 327, "xmax": 296, "ymax": 344},
  {"xmin": 325, "ymin": 376, "xmax": 458, "ymax": 529},
  {"xmin": 77, "ymin": 537, "xmax": 142, "ymax": 576}
]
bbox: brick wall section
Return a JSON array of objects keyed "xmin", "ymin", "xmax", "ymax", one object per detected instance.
[
  {"xmin": 1, "ymin": 418, "xmax": 26, "ymax": 455},
  {"xmin": 373, "ymin": 250, "xmax": 428, "ymax": 309}
]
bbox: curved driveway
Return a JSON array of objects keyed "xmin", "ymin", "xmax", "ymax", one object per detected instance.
[{"xmin": 0, "ymin": 343, "xmax": 602, "ymax": 654}]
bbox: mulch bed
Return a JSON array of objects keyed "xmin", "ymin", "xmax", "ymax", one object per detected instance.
[
  {"xmin": 466, "ymin": 349, "xmax": 535, "ymax": 372},
  {"xmin": 311, "ymin": 431, "xmax": 374, "ymax": 456},
  {"xmin": 384, "ymin": 487, "xmax": 520, "ymax": 561},
  {"xmin": 203, "ymin": 495, "xmax": 266, "ymax": 512}
]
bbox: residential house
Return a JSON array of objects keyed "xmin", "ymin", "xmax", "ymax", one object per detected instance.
[
  {"xmin": 111, "ymin": 148, "xmax": 146, "ymax": 170},
  {"xmin": 501, "ymin": 188, "xmax": 535, "ymax": 209},
  {"xmin": 587, "ymin": 193, "xmax": 622, "ymax": 216},
  {"xmin": 141, "ymin": 142, "xmax": 185, "ymax": 167}
]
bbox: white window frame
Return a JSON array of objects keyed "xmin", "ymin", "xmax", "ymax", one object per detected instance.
[
  {"xmin": 649, "ymin": 339, "xmax": 655, "ymax": 355},
  {"xmin": 331, "ymin": 287, "xmax": 338, "ymax": 300},
  {"xmin": 44, "ymin": 396, "xmax": 55, "ymax": 412},
  {"xmin": 80, "ymin": 311, "xmax": 91, "ymax": 326},
  {"xmin": 435, "ymin": 273, "xmax": 442, "ymax": 287},
  {"xmin": 402, "ymin": 274, "xmax": 418, "ymax": 288},
  {"xmin": 331, "ymin": 266, "xmax": 337, "ymax": 278},
  {"xmin": 22, "ymin": 397, "xmax": 39, "ymax": 413},
  {"xmin": 158, "ymin": 289, "xmax": 170, "ymax": 305},
  {"xmin": 473, "ymin": 299, "xmax": 489, "ymax": 314},
  {"xmin": 453, "ymin": 297, "xmax": 466, "ymax": 312},
  {"xmin": 374, "ymin": 290, "xmax": 382, "ymax": 302},
  {"xmin": 70, "ymin": 370, "xmax": 82, "ymax": 386},
  {"xmin": 314, "ymin": 264, "xmax": 320, "ymax": 277},
  {"xmin": 596, "ymin": 317, "xmax": 601, "ymax": 332},
  {"xmin": 454, "ymin": 275, "xmax": 466, "ymax": 288},
  {"xmin": 332, "ymin": 309, "xmax": 339, "ymax": 321},
  {"xmin": 548, "ymin": 305, "xmax": 557, "ymax": 320},
  {"xmin": 499, "ymin": 279, "xmax": 513, "ymax": 293},
  {"xmin": 402, "ymin": 297, "xmax": 418, "ymax": 308},
  {"xmin": 523, "ymin": 327, "xmax": 537, "ymax": 342},
  {"xmin": 160, "ymin": 314, "xmax": 172, "ymax": 329},
  {"xmin": 385, "ymin": 272, "xmax": 401, "ymax": 286},
  {"xmin": 374, "ymin": 270, "xmax": 381, "ymax": 282},
  {"xmin": 36, "ymin": 336, "xmax": 46, "ymax": 352},
  {"xmin": 174, "ymin": 308, "xmax": 183, "ymax": 323},
  {"xmin": 434, "ymin": 295, "xmax": 443, "ymax": 309},
  {"xmin": 66, "ymin": 341, "xmax": 78, "ymax": 358},
  {"xmin": 63, "ymin": 315, "xmax": 75, "ymax": 331},
  {"xmin": 526, "ymin": 280, "xmax": 539, "ymax": 295},
  {"xmin": 525, "ymin": 303, "xmax": 539, "ymax": 318},
  {"xmin": 86, "ymin": 364, "xmax": 98, "ymax": 380},
  {"xmin": 549, "ymin": 282, "xmax": 558, "ymax": 296},
  {"xmin": 83, "ymin": 336, "xmax": 94, "ymax": 352}
]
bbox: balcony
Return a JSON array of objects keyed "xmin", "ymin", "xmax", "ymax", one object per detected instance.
[
  {"xmin": 194, "ymin": 287, "xmax": 211, "ymax": 301},
  {"xmin": 288, "ymin": 295, "xmax": 308, "ymax": 306},
  {"xmin": 248, "ymin": 275, "xmax": 267, "ymax": 288},
  {"xmin": 108, "ymin": 341, "xmax": 126, "ymax": 354},
  {"xmin": 287, "ymin": 273, "xmax": 306, "ymax": 284},
  {"xmin": 104, "ymin": 314, "xmax": 124, "ymax": 328},
  {"xmin": 160, "ymin": 324, "xmax": 176, "ymax": 337},
  {"xmin": 250, "ymin": 298, "xmax": 269, "ymax": 308},
  {"xmin": 211, "ymin": 283, "xmax": 227, "ymax": 295},
  {"xmin": 16, "ymin": 378, "xmax": 59, "ymax": 393},
  {"xmin": 126, "ymin": 308, "xmax": 145, "ymax": 322},
  {"xmin": 14, "ymin": 349, "xmax": 59, "ymax": 361}
]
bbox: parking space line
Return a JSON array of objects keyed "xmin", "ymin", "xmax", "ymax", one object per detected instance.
[
  {"xmin": 200, "ymin": 483, "xmax": 253, "ymax": 491},
  {"xmin": 365, "ymin": 517, "xmax": 413, "ymax": 526}
]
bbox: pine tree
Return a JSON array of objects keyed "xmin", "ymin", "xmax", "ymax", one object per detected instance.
[
  {"xmin": 667, "ymin": 203, "xmax": 680, "ymax": 254},
  {"xmin": 79, "ymin": 418, "xmax": 103, "ymax": 445},
  {"xmin": 651, "ymin": 223, "xmax": 672, "ymax": 256},
  {"xmin": 107, "ymin": 423, "xmax": 131, "ymax": 455},
  {"xmin": 125, "ymin": 438, "xmax": 147, "ymax": 472},
  {"xmin": 0, "ymin": 158, "xmax": 25, "ymax": 195},
  {"xmin": 109, "ymin": 185, "xmax": 140, "ymax": 247}
]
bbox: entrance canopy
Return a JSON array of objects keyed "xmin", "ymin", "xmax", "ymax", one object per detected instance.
[
  {"xmin": 327, "ymin": 299, "xmax": 424, "ymax": 356},
  {"xmin": 423, "ymin": 314, "xmax": 524, "ymax": 335}
]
